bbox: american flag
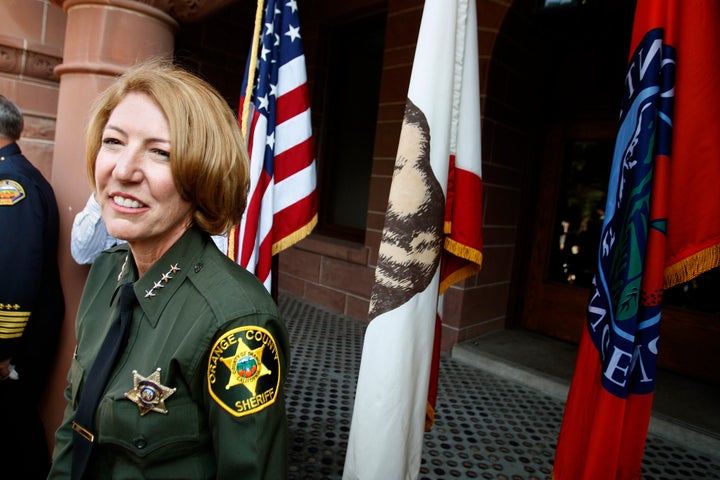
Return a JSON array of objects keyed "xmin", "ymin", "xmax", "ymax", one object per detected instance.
[{"xmin": 230, "ymin": 0, "xmax": 317, "ymax": 290}]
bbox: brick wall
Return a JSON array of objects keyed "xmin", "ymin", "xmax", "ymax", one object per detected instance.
[{"xmin": 0, "ymin": 0, "xmax": 65, "ymax": 180}]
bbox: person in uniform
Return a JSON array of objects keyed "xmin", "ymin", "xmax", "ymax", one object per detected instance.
[
  {"xmin": 48, "ymin": 60, "xmax": 289, "ymax": 479},
  {"xmin": 0, "ymin": 95, "xmax": 65, "ymax": 479}
]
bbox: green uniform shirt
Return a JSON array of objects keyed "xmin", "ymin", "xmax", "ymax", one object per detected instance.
[{"xmin": 50, "ymin": 228, "xmax": 289, "ymax": 479}]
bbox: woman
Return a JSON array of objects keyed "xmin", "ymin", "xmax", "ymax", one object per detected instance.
[{"xmin": 49, "ymin": 60, "xmax": 289, "ymax": 479}]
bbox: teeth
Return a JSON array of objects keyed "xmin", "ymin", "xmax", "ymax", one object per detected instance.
[{"xmin": 114, "ymin": 195, "xmax": 143, "ymax": 208}]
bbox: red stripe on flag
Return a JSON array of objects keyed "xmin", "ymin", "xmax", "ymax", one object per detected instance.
[
  {"xmin": 273, "ymin": 137, "xmax": 314, "ymax": 182},
  {"xmin": 272, "ymin": 192, "xmax": 318, "ymax": 244},
  {"xmin": 240, "ymin": 170, "xmax": 271, "ymax": 266},
  {"xmin": 276, "ymin": 84, "xmax": 311, "ymax": 125},
  {"xmin": 255, "ymin": 227, "xmax": 274, "ymax": 284}
]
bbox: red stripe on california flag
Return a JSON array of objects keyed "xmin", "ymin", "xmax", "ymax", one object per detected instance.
[{"xmin": 451, "ymin": 168, "xmax": 484, "ymax": 249}]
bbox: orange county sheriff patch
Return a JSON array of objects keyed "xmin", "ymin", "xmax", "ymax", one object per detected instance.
[
  {"xmin": 207, "ymin": 326, "xmax": 281, "ymax": 417},
  {"xmin": 0, "ymin": 179, "xmax": 26, "ymax": 205}
]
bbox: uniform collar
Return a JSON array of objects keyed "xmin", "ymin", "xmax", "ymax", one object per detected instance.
[
  {"xmin": 0, "ymin": 142, "xmax": 20, "ymax": 159},
  {"xmin": 116, "ymin": 227, "xmax": 207, "ymax": 328}
]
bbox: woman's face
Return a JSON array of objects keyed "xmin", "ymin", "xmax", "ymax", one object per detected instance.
[{"xmin": 95, "ymin": 91, "xmax": 193, "ymax": 259}]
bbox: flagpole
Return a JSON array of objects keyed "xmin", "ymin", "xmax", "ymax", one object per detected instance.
[
  {"xmin": 241, "ymin": 0, "xmax": 265, "ymax": 139},
  {"xmin": 228, "ymin": 0, "xmax": 266, "ymax": 263}
]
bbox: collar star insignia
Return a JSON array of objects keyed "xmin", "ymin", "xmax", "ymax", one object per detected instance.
[
  {"xmin": 124, "ymin": 368, "xmax": 176, "ymax": 416},
  {"xmin": 220, "ymin": 338, "xmax": 272, "ymax": 395},
  {"xmin": 144, "ymin": 263, "xmax": 181, "ymax": 299}
]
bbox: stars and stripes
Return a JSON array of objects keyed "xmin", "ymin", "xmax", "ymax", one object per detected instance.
[{"xmin": 231, "ymin": 0, "xmax": 317, "ymax": 290}]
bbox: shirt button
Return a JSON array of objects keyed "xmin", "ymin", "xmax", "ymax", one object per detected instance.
[{"xmin": 133, "ymin": 436, "xmax": 148, "ymax": 449}]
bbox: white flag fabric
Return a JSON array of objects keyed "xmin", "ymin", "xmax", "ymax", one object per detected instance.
[{"xmin": 343, "ymin": 0, "xmax": 483, "ymax": 478}]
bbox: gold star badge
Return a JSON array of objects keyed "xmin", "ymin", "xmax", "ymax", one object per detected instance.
[
  {"xmin": 220, "ymin": 337, "xmax": 272, "ymax": 395},
  {"xmin": 124, "ymin": 368, "xmax": 176, "ymax": 416}
]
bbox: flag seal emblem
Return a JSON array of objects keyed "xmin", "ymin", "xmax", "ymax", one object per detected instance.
[
  {"xmin": 587, "ymin": 28, "xmax": 674, "ymax": 398},
  {"xmin": 207, "ymin": 326, "xmax": 281, "ymax": 417}
]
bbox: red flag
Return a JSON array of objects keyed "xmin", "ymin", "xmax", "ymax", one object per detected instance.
[
  {"xmin": 343, "ymin": 0, "xmax": 483, "ymax": 477},
  {"xmin": 228, "ymin": 0, "xmax": 317, "ymax": 290},
  {"xmin": 553, "ymin": 1, "xmax": 720, "ymax": 478}
]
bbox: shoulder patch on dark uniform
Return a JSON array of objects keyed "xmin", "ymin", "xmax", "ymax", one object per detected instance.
[
  {"xmin": 0, "ymin": 179, "xmax": 26, "ymax": 205},
  {"xmin": 207, "ymin": 326, "xmax": 281, "ymax": 417}
]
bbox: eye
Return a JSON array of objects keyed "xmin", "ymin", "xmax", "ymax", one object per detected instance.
[
  {"xmin": 102, "ymin": 137, "xmax": 122, "ymax": 146},
  {"xmin": 151, "ymin": 148, "xmax": 170, "ymax": 159}
]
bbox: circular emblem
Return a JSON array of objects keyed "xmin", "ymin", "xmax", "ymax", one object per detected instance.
[
  {"xmin": 139, "ymin": 381, "xmax": 160, "ymax": 404},
  {"xmin": 236, "ymin": 355, "xmax": 259, "ymax": 379}
]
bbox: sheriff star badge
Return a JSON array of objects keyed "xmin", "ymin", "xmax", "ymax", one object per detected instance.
[{"xmin": 124, "ymin": 368, "xmax": 176, "ymax": 415}]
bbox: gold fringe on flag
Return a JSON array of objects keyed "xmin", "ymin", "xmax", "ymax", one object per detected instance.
[
  {"xmin": 439, "ymin": 234, "xmax": 484, "ymax": 294},
  {"xmin": 425, "ymin": 402, "xmax": 435, "ymax": 431},
  {"xmin": 663, "ymin": 243, "xmax": 720, "ymax": 289},
  {"xmin": 271, "ymin": 214, "xmax": 318, "ymax": 256}
]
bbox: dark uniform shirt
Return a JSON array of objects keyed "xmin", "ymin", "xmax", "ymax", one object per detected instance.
[
  {"xmin": 49, "ymin": 227, "xmax": 289, "ymax": 479},
  {"xmin": 0, "ymin": 141, "xmax": 64, "ymax": 479},
  {"xmin": 0, "ymin": 142, "xmax": 64, "ymax": 378}
]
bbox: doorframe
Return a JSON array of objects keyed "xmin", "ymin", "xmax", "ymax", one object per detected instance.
[{"xmin": 521, "ymin": 120, "xmax": 617, "ymax": 343}]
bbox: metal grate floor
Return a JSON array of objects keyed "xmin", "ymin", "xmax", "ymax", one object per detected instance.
[{"xmin": 280, "ymin": 293, "xmax": 720, "ymax": 480}]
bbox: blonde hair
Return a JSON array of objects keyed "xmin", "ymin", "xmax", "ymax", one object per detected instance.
[{"xmin": 85, "ymin": 59, "xmax": 249, "ymax": 235}]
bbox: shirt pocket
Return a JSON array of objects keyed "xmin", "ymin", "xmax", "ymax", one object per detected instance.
[{"xmin": 97, "ymin": 395, "xmax": 207, "ymax": 460}]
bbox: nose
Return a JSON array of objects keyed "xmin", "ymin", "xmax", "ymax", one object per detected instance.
[{"xmin": 112, "ymin": 147, "xmax": 142, "ymax": 182}]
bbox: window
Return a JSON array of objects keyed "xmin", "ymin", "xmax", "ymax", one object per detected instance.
[{"xmin": 315, "ymin": 13, "xmax": 386, "ymax": 241}]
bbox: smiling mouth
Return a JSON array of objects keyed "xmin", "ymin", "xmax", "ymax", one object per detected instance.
[{"xmin": 114, "ymin": 195, "xmax": 146, "ymax": 208}]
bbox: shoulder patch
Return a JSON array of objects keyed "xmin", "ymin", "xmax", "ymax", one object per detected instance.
[
  {"xmin": 207, "ymin": 326, "xmax": 282, "ymax": 417},
  {"xmin": 0, "ymin": 179, "xmax": 25, "ymax": 205}
]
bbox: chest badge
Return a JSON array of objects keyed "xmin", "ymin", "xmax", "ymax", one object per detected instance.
[{"xmin": 124, "ymin": 368, "xmax": 176, "ymax": 416}]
